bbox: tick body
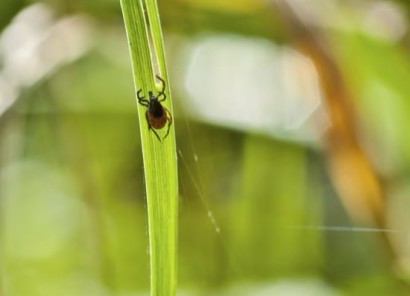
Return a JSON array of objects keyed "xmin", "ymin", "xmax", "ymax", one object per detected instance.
[{"xmin": 137, "ymin": 75, "xmax": 172, "ymax": 141}]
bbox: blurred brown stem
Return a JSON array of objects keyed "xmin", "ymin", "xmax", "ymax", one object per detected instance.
[{"xmin": 270, "ymin": 0, "xmax": 397, "ymax": 263}]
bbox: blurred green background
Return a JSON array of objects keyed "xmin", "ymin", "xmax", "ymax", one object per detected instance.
[{"xmin": 0, "ymin": 0, "xmax": 409, "ymax": 295}]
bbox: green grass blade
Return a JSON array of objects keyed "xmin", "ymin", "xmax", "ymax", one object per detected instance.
[{"xmin": 119, "ymin": 1, "xmax": 178, "ymax": 295}]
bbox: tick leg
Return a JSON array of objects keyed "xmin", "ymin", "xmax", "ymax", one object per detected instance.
[
  {"xmin": 137, "ymin": 89, "xmax": 149, "ymax": 106},
  {"xmin": 156, "ymin": 75, "xmax": 166, "ymax": 93},
  {"xmin": 138, "ymin": 98, "xmax": 149, "ymax": 107},
  {"xmin": 157, "ymin": 92, "xmax": 167, "ymax": 102},
  {"xmin": 151, "ymin": 128, "xmax": 162, "ymax": 142},
  {"xmin": 155, "ymin": 75, "xmax": 167, "ymax": 102},
  {"xmin": 137, "ymin": 89, "xmax": 144, "ymax": 99},
  {"xmin": 163, "ymin": 108, "xmax": 173, "ymax": 140},
  {"xmin": 163, "ymin": 123, "xmax": 171, "ymax": 140}
]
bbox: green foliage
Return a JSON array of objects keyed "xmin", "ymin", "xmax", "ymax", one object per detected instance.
[
  {"xmin": 0, "ymin": 1, "xmax": 409, "ymax": 296},
  {"xmin": 120, "ymin": 0, "xmax": 178, "ymax": 295}
]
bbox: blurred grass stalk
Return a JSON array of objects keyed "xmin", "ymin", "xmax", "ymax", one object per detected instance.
[{"xmin": 120, "ymin": 0, "xmax": 178, "ymax": 295}]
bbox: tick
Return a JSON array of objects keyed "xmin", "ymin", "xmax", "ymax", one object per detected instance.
[{"xmin": 137, "ymin": 75, "xmax": 172, "ymax": 142}]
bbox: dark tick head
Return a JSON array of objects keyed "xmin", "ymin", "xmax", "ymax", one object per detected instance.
[{"xmin": 148, "ymin": 91, "xmax": 155, "ymax": 99}]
